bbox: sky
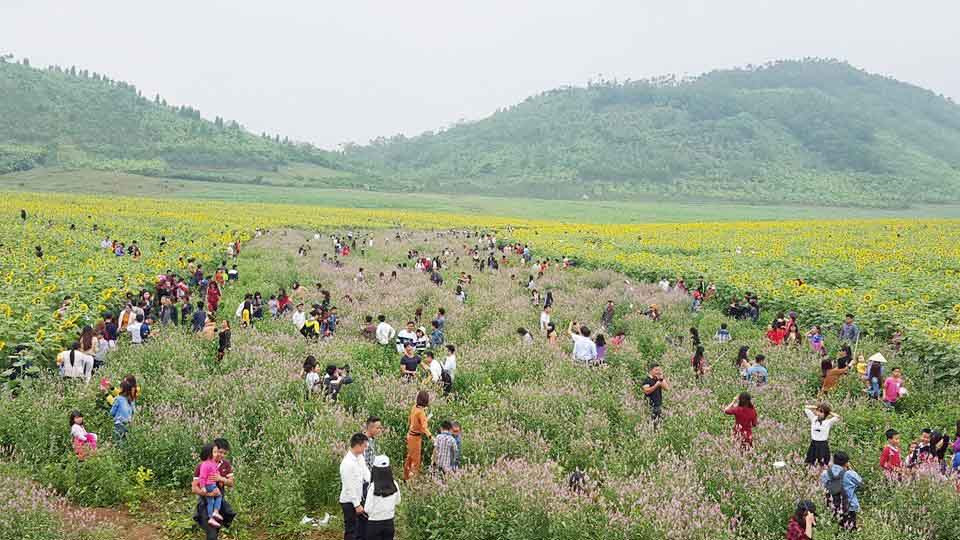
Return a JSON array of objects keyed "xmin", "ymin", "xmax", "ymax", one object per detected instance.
[{"xmin": 2, "ymin": 0, "xmax": 958, "ymax": 149}]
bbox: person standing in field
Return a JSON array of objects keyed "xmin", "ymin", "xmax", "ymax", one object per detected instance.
[
  {"xmin": 601, "ymin": 300, "xmax": 614, "ymax": 331},
  {"xmin": 820, "ymin": 451, "xmax": 863, "ymax": 531},
  {"xmin": 691, "ymin": 345, "xmax": 706, "ymax": 379},
  {"xmin": 540, "ymin": 305, "xmax": 551, "ymax": 333},
  {"xmin": 838, "ymin": 313, "xmax": 860, "ymax": 343},
  {"xmin": 375, "ymin": 315, "xmax": 396, "ymax": 346},
  {"xmin": 568, "ymin": 321, "xmax": 597, "ymax": 364},
  {"xmin": 403, "ymin": 391, "xmax": 432, "ymax": 480},
  {"xmin": 364, "ymin": 455, "xmax": 400, "ymax": 540},
  {"xmin": 879, "ymin": 428, "xmax": 903, "ymax": 474},
  {"xmin": 363, "ymin": 417, "xmax": 384, "ymax": 469},
  {"xmin": 110, "ymin": 376, "xmax": 137, "ymax": 443},
  {"xmin": 192, "ymin": 301, "xmax": 207, "ymax": 333},
  {"xmin": 396, "ymin": 321, "xmax": 417, "ymax": 352},
  {"xmin": 883, "ymin": 367, "xmax": 906, "ymax": 410},
  {"xmin": 804, "ymin": 403, "xmax": 840, "ymax": 466},
  {"xmin": 339, "ymin": 433, "xmax": 370, "ymax": 540},
  {"xmin": 820, "ymin": 354, "xmax": 849, "ymax": 394},
  {"xmin": 724, "ymin": 392, "xmax": 758, "ymax": 449},
  {"xmin": 292, "ymin": 303, "xmax": 306, "ymax": 332},
  {"xmin": 217, "ymin": 320, "xmax": 231, "ymax": 361},
  {"xmin": 641, "ymin": 364, "xmax": 669, "ymax": 422},
  {"xmin": 431, "ymin": 420, "xmax": 458, "ymax": 477},
  {"xmin": 206, "ymin": 280, "xmax": 221, "ymax": 313},
  {"xmin": 192, "ymin": 438, "xmax": 238, "ymax": 540},
  {"xmin": 399, "ymin": 343, "xmax": 422, "ymax": 381}
]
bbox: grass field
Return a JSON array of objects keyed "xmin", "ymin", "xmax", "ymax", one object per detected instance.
[
  {"xmin": 2, "ymin": 225, "xmax": 958, "ymax": 540},
  {"xmin": 5, "ymin": 167, "xmax": 960, "ymax": 223}
]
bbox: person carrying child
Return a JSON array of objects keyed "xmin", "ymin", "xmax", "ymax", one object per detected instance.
[{"xmin": 198, "ymin": 444, "xmax": 226, "ymax": 529}]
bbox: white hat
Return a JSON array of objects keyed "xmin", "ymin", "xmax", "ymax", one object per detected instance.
[
  {"xmin": 868, "ymin": 353, "xmax": 887, "ymax": 364},
  {"xmin": 373, "ymin": 455, "xmax": 390, "ymax": 468}
]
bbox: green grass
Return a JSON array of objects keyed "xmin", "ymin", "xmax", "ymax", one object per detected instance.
[{"xmin": 6, "ymin": 167, "xmax": 960, "ymax": 224}]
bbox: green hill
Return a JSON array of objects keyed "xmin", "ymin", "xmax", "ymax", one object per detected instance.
[
  {"xmin": 343, "ymin": 59, "xmax": 960, "ymax": 206},
  {"xmin": 0, "ymin": 56, "xmax": 349, "ymax": 183},
  {"xmin": 4, "ymin": 56, "xmax": 960, "ymax": 207}
]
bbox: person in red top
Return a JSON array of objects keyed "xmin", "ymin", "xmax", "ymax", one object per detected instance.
[
  {"xmin": 276, "ymin": 289, "xmax": 291, "ymax": 315},
  {"xmin": 786, "ymin": 500, "xmax": 817, "ymax": 540},
  {"xmin": 879, "ymin": 428, "xmax": 903, "ymax": 473},
  {"xmin": 724, "ymin": 392, "xmax": 758, "ymax": 448},
  {"xmin": 766, "ymin": 324, "xmax": 787, "ymax": 345},
  {"xmin": 206, "ymin": 280, "xmax": 222, "ymax": 313}
]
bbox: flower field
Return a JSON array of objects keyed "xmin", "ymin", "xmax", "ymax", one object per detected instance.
[
  {"xmin": 0, "ymin": 192, "xmax": 526, "ymax": 361},
  {"xmin": 0, "ymin": 191, "xmax": 959, "ymax": 540},
  {"xmin": 509, "ymin": 220, "xmax": 960, "ymax": 377}
]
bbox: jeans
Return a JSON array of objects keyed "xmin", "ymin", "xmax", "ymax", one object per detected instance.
[
  {"xmin": 868, "ymin": 377, "xmax": 881, "ymax": 399},
  {"xmin": 341, "ymin": 502, "xmax": 359, "ymax": 540},
  {"xmin": 204, "ymin": 485, "xmax": 222, "ymax": 517},
  {"xmin": 113, "ymin": 422, "xmax": 128, "ymax": 443}
]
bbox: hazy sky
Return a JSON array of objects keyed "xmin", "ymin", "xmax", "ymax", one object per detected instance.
[{"xmin": 2, "ymin": 1, "xmax": 958, "ymax": 149}]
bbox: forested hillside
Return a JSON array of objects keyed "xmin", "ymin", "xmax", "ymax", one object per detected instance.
[
  {"xmin": 4, "ymin": 56, "xmax": 960, "ymax": 206},
  {"xmin": 344, "ymin": 59, "xmax": 960, "ymax": 206},
  {"xmin": 0, "ymin": 56, "xmax": 342, "ymax": 178}
]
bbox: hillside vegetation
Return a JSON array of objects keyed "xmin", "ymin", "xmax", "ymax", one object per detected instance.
[
  {"xmin": 4, "ymin": 56, "xmax": 960, "ymax": 206},
  {"xmin": 343, "ymin": 59, "xmax": 960, "ymax": 206},
  {"xmin": 0, "ymin": 57, "xmax": 348, "ymax": 182}
]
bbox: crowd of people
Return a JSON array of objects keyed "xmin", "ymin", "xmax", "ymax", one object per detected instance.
[
  {"xmin": 42, "ymin": 226, "xmax": 960, "ymax": 540},
  {"xmin": 646, "ymin": 278, "xmax": 958, "ymax": 538}
]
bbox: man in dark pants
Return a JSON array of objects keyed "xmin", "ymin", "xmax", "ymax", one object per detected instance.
[
  {"xmin": 192, "ymin": 438, "xmax": 237, "ymax": 540},
  {"xmin": 641, "ymin": 364, "xmax": 669, "ymax": 424},
  {"xmin": 340, "ymin": 433, "xmax": 370, "ymax": 540}
]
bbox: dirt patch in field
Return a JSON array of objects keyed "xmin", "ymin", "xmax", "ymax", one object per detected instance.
[{"xmin": 83, "ymin": 506, "xmax": 165, "ymax": 540}]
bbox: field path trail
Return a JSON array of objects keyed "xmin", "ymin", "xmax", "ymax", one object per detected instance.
[{"xmin": 83, "ymin": 506, "xmax": 165, "ymax": 540}]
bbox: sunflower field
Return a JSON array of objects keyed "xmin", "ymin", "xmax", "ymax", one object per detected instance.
[
  {"xmin": 510, "ymin": 220, "xmax": 960, "ymax": 378},
  {"xmin": 3, "ymin": 191, "xmax": 960, "ymax": 375},
  {"xmin": 0, "ymin": 192, "xmax": 525, "ymax": 363}
]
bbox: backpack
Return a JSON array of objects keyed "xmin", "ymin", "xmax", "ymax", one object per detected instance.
[{"xmin": 826, "ymin": 467, "xmax": 847, "ymax": 497}]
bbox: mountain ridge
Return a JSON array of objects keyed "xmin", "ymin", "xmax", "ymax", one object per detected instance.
[
  {"xmin": 3, "ymin": 56, "xmax": 960, "ymax": 207},
  {"xmin": 342, "ymin": 58, "xmax": 960, "ymax": 206}
]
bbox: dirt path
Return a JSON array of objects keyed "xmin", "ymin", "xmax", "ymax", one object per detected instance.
[{"xmin": 83, "ymin": 506, "xmax": 166, "ymax": 540}]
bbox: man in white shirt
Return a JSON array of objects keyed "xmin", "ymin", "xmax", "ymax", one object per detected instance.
[
  {"xmin": 292, "ymin": 303, "xmax": 306, "ymax": 331},
  {"xmin": 443, "ymin": 345, "xmax": 457, "ymax": 381},
  {"xmin": 395, "ymin": 321, "xmax": 417, "ymax": 353},
  {"xmin": 568, "ymin": 321, "xmax": 597, "ymax": 364},
  {"xmin": 659, "ymin": 278, "xmax": 670, "ymax": 292},
  {"xmin": 375, "ymin": 315, "xmax": 396, "ymax": 346},
  {"xmin": 128, "ymin": 314, "xmax": 144, "ymax": 345},
  {"xmin": 424, "ymin": 351, "xmax": 443, "ymax": 383},
  {"xmin": 539, "ymin": 306, "xmax": 551, "ymax": 333},
  {"xmin": 339, "ymin": 433, "xmax": 370, "ymax": 540}
]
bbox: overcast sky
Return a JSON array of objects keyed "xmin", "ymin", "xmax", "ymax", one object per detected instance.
[{"xmin": 2, "ymin": 0, "xmax": 958, "ymax": 149}]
